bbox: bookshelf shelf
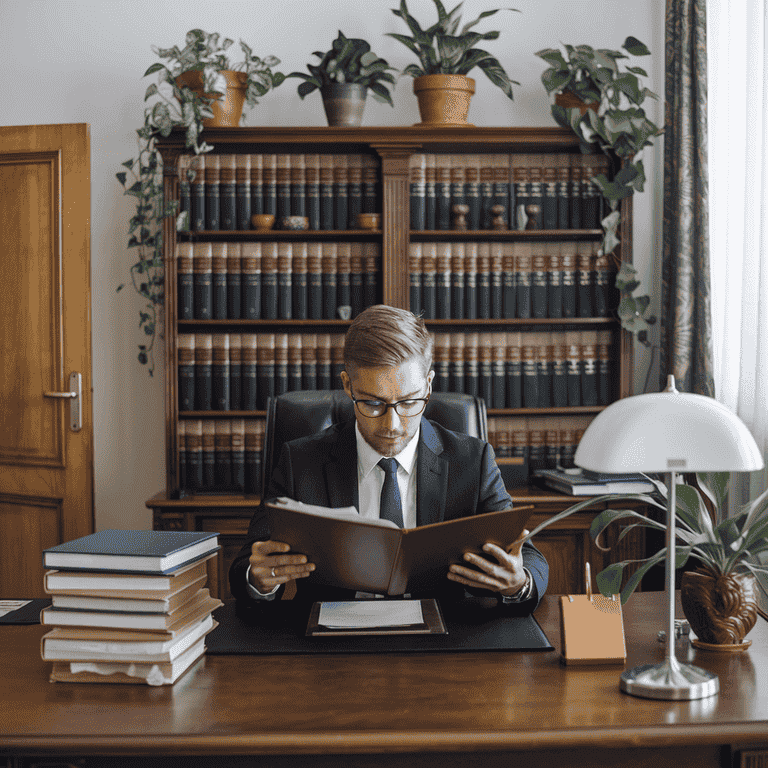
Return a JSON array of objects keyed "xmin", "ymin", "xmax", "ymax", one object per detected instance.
[
  {"xmin": 409, "ymin": 229, "xmax": 603, "ymax": 242},
  {"xmin": 179, "ymin": 229, "xmax": 382, "ymax": 240},
  {"xmin": 423, "ymin": 318, "xmax": 618, "ymax": 327}
]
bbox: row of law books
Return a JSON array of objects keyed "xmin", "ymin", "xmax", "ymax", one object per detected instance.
[
  {"xmin": 177, "ymin": 242, "xmax": 381, "ymax": 321},
  {"xmin": 40, "ymin": 530, "xmax": 222, "ymax": 685},
  {"xmin": 178, "ymin": 332, "xmax": 346, "ymax": 412},
  {"xmin": 431, "ymin": 330, "xmax": 614, "ymax": 410},
  {"xmin": 408, "ymin": 153, "xmax": 610, "ymax": 231},
  {"xmin": 409, "ymin": 241, "xmax": 616, "ymax": 320},
  {"xmin": 179, "ymin": 153, "xmax": 381, "ymax": 232},
  {"xmin": 178, "ymin": 418, "xmax": 264, "ymax": 495}
]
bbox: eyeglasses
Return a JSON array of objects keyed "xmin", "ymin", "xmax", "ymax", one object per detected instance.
[{"xmin": 351, "ymin": 391, "xmax": 430, "ymax": 419}]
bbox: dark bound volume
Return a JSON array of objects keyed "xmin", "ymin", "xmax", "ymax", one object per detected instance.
[
  {"xmin": 333, "ymin": 155, "xmax": 349, "ymax": 231},
  {"xmin": 203, "ymin": 421, "xmax": 216, "ymax": 487},
  {"xmin": 249, "ymin": 153, "xmax": 263, "ymax": 218},
  {"xmin": 569, "ymin": 155, "xmax": 583, "ymax": 229},
  {"xmin": 528, "ymin": 428, "xmax": 547, "ymax": 474},
  {"xmin": 277, "ymin": 242, "xmax": 293, "ymax": 320},
  {"xmin": 350, "ymin": 243, "xmax": 364, "ymax": 317},
  {"xmin": 505, "ymin": 332, "xmax": 522, "ymax": 409},
  {"xmin": 448, "ymin": 333, "xmax": 465, "ymax": 395},
  {"xmin": 450, "ymin": 155, "xmax": 466, "ymax": 227},
  {"xmin": 212, "ymin": 334, "xmax": 230, "ymax": 412},
  {"xmin": 211, "ymin": 243, "xmax": 228, "ymax": 320},
  {"xmin": 435, "ymin": 155, "xmax": 452, "ymax": 230},
  {"xmin": 422, "ymin": 244, "xmax": 438, "ymax": 319},
  {"xmin": 347, "ymin": 155, "xmax": 362, "ymax": 228},
  {"xmin": 593, "ymin": 251, "xmax": 611, "ymax": 317},
  {"xmin": 242, "ymin": 334, "xmax": 258, "ymax": 411},
  {"xmin": 241, "ymin": 243, "xmax": 262, "ymax": 320},
  {"xmin": 541, "ymin": 155, "xmax": 558, "ymax": 230},
  {"xmin": 479, "ymin": 337, "xmax": 492, "ymax": 409},
  {"xmin": 337, "ymin": 242, "xmax": 352, "ymax": 316},
  {"xmin": 231, "ymin": 419, "xmax": 245, "ymax": 491},
  {"xmin": 320, "ymin": 155, "xmax": 334, "ymax": 230},
  {"xmin": 425, "ymin": 154, "xmax": 437, "ymax": 230},
  {"xmin": 410, "ymin": 153, "xmax": 426, "ymax": 231},
  {"xmin": 177, "ymin": 243, "xmax": 194, "ymax": 321},
  {"xmin": 552, "ymin": 339, "xmax": 568, "ymax": 408},
  {"xmin": 566, "ymin": 335, "xmax": 582, "ymax": 406},
  {"xmin": 185, "ymin": 421, "xmax": 203, "ymax": 490},
  {"xmin": 214, "ymin": 420, "xmax": 232, "ymax": 488},
  {"xmin": 560, "ymin": 247, "xmax": 577, "ymax": 318},
  {"xmin": 436, "ymin": 243, "xmax": 452, "ymax": 320},
  {"xmin": 465, "ymin": 333, "xmax": 479, "ymax": 397},
  {"xmin": 493, "ymin": 154, "xmax": 510, "ymax": 230},
  {"xmin": 597, "ymin": 331, "xmax": 612, "ymax": 405},
  {"xmin": 276, "ymin": 154, "xmax": 291, "ymax": 223},
  {"xmin": 465, "ymin": 155, "xmax": 481, "ymax": 230},
  {"xmin": 480, "ymin": 155, "xmax": 494, "ymax": 229},
  {"xmin": 193, "ymin": 243, "xmax": 212, "ymax": 320},
  {"xmin": 317, "ymin": 335, "xmax": 332, "ymax": 391},
  {"xmin": 531, "ymin": 249, "xmax": 548, "ymax": 320},
  {"xmin": 191, "ymin": 154, "xmax": 206, "ymax": 231},
  {"xmin": 227, "ymin": 243, "xmax": 242, "ymax": 320},
  {"xmin": 288, "ymin": 337, "xmax": 303, "ymax": 392},
  {"xmin": 510, "ymin": 421, "xmax": 530, "ymax": 485},
  {"xmin": 545, "ymin": 428, "xmax": 560, "ymax": 469},
  {"xmin": 502, "ymin": 244, "xmax": 516, "ymax": 319},
  {"xmin": 477, "ymin": 243, "xmax": 491, "ymax": 319},
  {"xmin": 261, "ymin": 242, "xmax": 279, "ymax": 320},
  {"xmin": 244, "ymin": 421, "xmax": 263, "ymax": 496},
  {"xmin": 555, "ymin": 154, "xmax": 570, "ymax": 230},
  {"xmin": 204, "ymin": 154, "xmax": 220, "ymax": 231},
  {"xmin": 581, "ymin": 332, "xmax": 598, "ymax": 407},
  {"xmin": 490, "ymin": 243, "xmax": 503, "ymax": 319},
  {"xmin": 256, "ymin": 333, "xmax": 275, "ymax": 410},
  {"xmin": 492, "ymin": 334, "xmax": 506, "ymax": 409},
  {"xmin": 521, "ymin": 342, "xmax": 539, "ymax": 408},
  {"xmin": 178, "ymin": 334, "xmax": 195, "ymax": 412},
  {"xmin": 464, "ymin": 243, "xmax": 478, "ymax": 320},
  {"xmin": 529, "ymin": 160, "xmax": 544, "ymax": 230},
  {"xmin": 178, "ymin": 155, "xmax": 192, "ymax": 228},
  {"xmin": 361, "ymin": 155, "xmax": 379, "ymax": 214},
  {"xmin": 582, "ymin": 154, "xmax": 607, "ymax": 230},
  {"xmin": 559, "ymin": 426, "xmax": 577, "ymax": 470},
  {"xmin": 515, "ymin": 243, "xmax": 532, "ymax": 319},
  {"xmin": 433, "ymin": 334, "xmax": 450, "ymax": 393},
  {"xmin": 301, "ymin": 333, "xmax": 317, "ymax": 391},
  {"xmin": 220, "ymin": 155, "xmax": 237, "ymax": 230},
  {"xmin": 263, "ymin": 154, "xmax": 277, "ymax": 217},
  {"xmin": 177, "ymin": 420, "xmax": 187, "ymax": 491},
  {"xmin": 577, "ymin": 244, "xmax": 594, "ymax": 318},
  {"xmin": 322, "ymin": 242, "xmax": 338, "ymax": 320},
  {"xmin": 229, "ymin": 333, "xmax": 242, "ymax": 412},
  {"xmin": 305, "ymin": 154, "xmax": 321, "ymax": 230},
  {"xmin": 537, "ymin": 339, "xmax": 553, "ymax": 408},
  {"xmin": 409, "ymin": 243, "xmax": 422, "ymax": 316},
  {"xmin": 512, "ymin": 155, "xmax": 529, "ymax": 231},
  {"xmin": 547, "ymin": 248, "xmax": 563, "ymax": 319},
  {"xmin": 308, "ymin": 243, "xmax": 323, "ymax": 320},
  {"xmin": 291, "ymin": 154, "xmax": 307, "ymax": 218},
  {"xmin": 292, "ymin": 242, "xmax": 308, "ymax": 320},
  {"xmin": 236, "ymin": 154, "xmax": 251, "ymax": 231},
  {"xmin": 194, "ymin": 333, "xmax": 213, "ymax": 411},
  {"xmin": 274, "ymin": 334, "xmax": 289, "ymax": 398},
  {"xmin": 450, "ymin": 243, "xmax": 465, "ymax": 320},
  {"xmin": 363, "ymin": 243, "xmax": 379, "ymax": 310}
]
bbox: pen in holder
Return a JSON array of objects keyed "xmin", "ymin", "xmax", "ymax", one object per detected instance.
[{"xmin": 559, "ymin": 562, "xmax": 627, "ymax": 665}]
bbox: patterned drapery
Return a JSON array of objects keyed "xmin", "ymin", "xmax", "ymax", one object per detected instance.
[{"xmin": 662, "ymin": 0, "xmax": 713, "ymax": 396}]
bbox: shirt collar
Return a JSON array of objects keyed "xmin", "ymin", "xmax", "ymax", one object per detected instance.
[{"xmin": 355, "ymin": 420, "xmax": 421, "ymax": 479}]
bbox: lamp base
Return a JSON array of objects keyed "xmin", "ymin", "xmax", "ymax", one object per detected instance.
[{"xmin": 620, "ymin": 660, "xmax": 719, "ymax": 700}]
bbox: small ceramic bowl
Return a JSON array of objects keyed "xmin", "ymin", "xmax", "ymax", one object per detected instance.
[
  {"xmin": 251, "ymin": 214, "xmax": 275, "ymax": 231},
  {"xmin": 357, "ymin": 212, "xmax": 381, "ymax": 230},
  {"xmin": 281, "ymin": 216, "xmax": 309, "ymax": 231}
]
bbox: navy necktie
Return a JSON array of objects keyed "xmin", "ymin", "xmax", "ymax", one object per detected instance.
[{"xmin": 378, "ymin": 457, "xmax": 403, "ymax": 528}]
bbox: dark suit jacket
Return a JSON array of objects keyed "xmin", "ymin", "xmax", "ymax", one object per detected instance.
[{"xmin": 229, "ymin": 418, "xmax": 548, "ymax": 613}]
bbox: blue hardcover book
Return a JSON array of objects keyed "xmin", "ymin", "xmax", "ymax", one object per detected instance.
[
  {"xmin": 205, "ymin": 154, "xmax": 220, "ymax": 231},
  {"xmin": 42, "ymin": 530, "xmax": 219, "ymax": 574}
]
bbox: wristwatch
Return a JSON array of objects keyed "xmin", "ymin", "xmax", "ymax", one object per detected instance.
[{"xmin": 500, "ymin": 567, "xmax": 533, "ymax": 604}]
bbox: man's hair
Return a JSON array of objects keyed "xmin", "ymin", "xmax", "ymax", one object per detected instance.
[{"xmin": 344, "ymin": 305, "xmax": 434, "ymax": 376}]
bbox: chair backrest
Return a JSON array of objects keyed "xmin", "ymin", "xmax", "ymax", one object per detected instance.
[{"xmin": 261, "ymin": 390, "xmax": 488, "ymax": 495}]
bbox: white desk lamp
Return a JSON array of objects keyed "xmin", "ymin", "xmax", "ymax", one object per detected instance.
[{"xmin": 574, "ymin": 375, "xmax": 763, "ymax": 700}]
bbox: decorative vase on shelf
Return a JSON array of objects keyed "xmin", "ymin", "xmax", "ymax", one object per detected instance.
[
  {"xmin": 413, "ymin": 74, "xmax": 475, "ymax": 126},
  {"xmin": 554, "ymin": 91, "xmax": 598, "ymax": 115},
  {"xmin": 320, "ymin": 83, "xmax": 367, "ymax": 127},
  {"xmin": 175, "ymin": 70, "xmax": 247, "ymax": 127}
]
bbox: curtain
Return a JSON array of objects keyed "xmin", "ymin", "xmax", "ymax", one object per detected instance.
[
  {"xmin": 708, "ymin": 0, "xmax": 768, "ymax": 459},
  {"xmin": 662, "ymin": 0, "xmax": 713, "ymax": 397}
]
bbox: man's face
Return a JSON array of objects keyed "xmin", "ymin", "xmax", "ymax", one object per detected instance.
[{"xmin": 341, "ymin": 359, "xmax": 434, "ymax": 457}]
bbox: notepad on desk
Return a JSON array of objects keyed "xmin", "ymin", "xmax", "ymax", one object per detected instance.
[{"xmin": 306, "ymin": 599, "xmax": 447, "ymax": 636}]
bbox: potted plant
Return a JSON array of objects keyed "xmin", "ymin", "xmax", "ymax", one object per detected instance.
[
  {"xmin": 387, "ymin": 0, "xmax": 520, "ymax": 125},
  {"xmin": 536, "ymin": 38, "xmax": 662, "ymax": 352},
  {"xmin": 286, "ymin": 31, "xmax": 396, "ymax": 126},
  {"xmin": 117, "ymin": 29, "xmax": 284, "ymax": 374},
  {"xmin": 525, "ymin": 472, "xmax": 768, "ymax": 647}
]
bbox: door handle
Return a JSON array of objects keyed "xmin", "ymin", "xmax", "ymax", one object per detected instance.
[{"xmin": 44, "ymin": 372, "xmax": 82, "ymax": 432}]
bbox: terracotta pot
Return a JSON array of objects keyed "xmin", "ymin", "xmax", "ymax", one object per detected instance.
[
  {"xmin": 680, "ymin": 566, "xmax": 758, "ymax": 647},
  {"xmin": 554, "ymin": 91, "xmax": 598, "ymax": 115},
  {"xmin": 413, "ymin": 74, "xmax": 475, "ymax": 127},
  {"xmin": 320, "ymin": 83, "xmax": 367, "ymax": 127},
  {"xmin": 175, "ymin": 70, "xmax": 247, "ymax": 127}
]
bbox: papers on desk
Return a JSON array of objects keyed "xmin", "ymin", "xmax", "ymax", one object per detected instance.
[
  {"xmin": 0, "ymin": 600, "xmax": 31, "ymax": 618},
  {"xmin": 306, "ymin": 599, "xmax": 447, "ymax": 636}
]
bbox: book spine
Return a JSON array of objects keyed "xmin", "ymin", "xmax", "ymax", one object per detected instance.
[
  {"xmin": 537, "ymin": 338, "xmax": 553, "ymax": 407},
  {"xmin": 362, "ymin": 243, "xmax": 379, "ymax": 309},
  {"xmin": 450, "ymin": 155, "xmax": 466, "ymax": 228},
  {"xmin": 301, "ymin": 333, "xmax": 317, "ymax": 390},
  {"xmin": 425, "ymin": 154, "xmax": 436, "ymax": 230},
  {"xmin": 177, "ymin": 243, "xmax": 194, "ymax": 321},
  {"xmin": 277, "ymin": 242, "xmax": 293, "ymax": 320},
  {"xmin": 542, "ymin": 155, "xmax": 558, "ymax": 230},
  {"xmin": 347, "ymin": 154, "xmax": 362, "ymax": 228},
  {"xmin": 331, "ymin": 333, "xmax": 345, "ymax": 388},
  {"xmin": 464, "ymin": 242, "xmax": 478, "ymax": 320},
  {"xmin": 211, "ymin": 243, "xmax": 228, "ymax": 320},
  {"xmin": 529, "ymin": 160, "xmax": 543, "ymax": 230},
  {"xmin": 555, "ymin": 154, "xmax": 570, "ymax": 230},
  {"xmin": 231, "ymin": 418, "xmax": 245, "ymax": 490},
  {"xmin": 257, "ymin": 333, "xmax": 275, "ymax": 410},
  {"xmin": 433, "ymin": 334, "xmax": 450, "ymax": 393},
  {"xmin": 490, "ymin": 243, "xmax": 503, "ymax": 319},
  {"xmin": 236, "ymin": 154, "xmax": 251, "ymax": 231},
  {"xmin": 502, "ymin": 243, "xmax": 516, "ymax": 319},
  {"xmin": 263, "ymin": 154, "xmax": 277, "ymax": 217},
  {"xmin": 435, "ymin": 154, "xmax": 451, "ymax": 230},
  {"xmin": 186, "ymin": 420, "xmax": 203, "ymax": 490},
  {"xmin": 288, "ymin": 335, "xmax": 303, "ymax": 392},
  {"xmin": 409, "ymin": 153, "xmax": 426, "ymax": 231},
  {"xmin": 566, "ymin": 333, "xmax": 582, "ymax": 406},
  {"xmin": 569, "ymin": 155, "xmax": 583, "ymax": 229},
  {"xmin": 409, "ymin": 242, "xmax": 422, "ymax": 316},
  {"xmin": 477, "ymin": 243, "xmax": 491, "ymax": 319},
  {"xmin": 227, "ymin": 243, "xmax": 242, "ymax": 320},
  {"xmin": 593, "ymin": 250, "xmax": 611, "ymax": 317},
  {"xmin": 322, "ymin": 242, "xmax": 338, "ymax": 320},
  {"xmin": 191, "ymin": 155, "xmax": 206, "ymax": 231},
  {"xmin": 448, "ymin": 333, "xmax": 465, "ymax": 395},
  {"xmin": 515, "ymin": 243, "xmax": 532, "ymax": 319},
  {"xmin": 560, "ymin": 246, "xmax": 577, "ymax": 318},
  {"xmin": 291, "ymin": 154, "xmax": 307, "ymax": 218},
  {"xmin": 178, "ymin": 154, "xmax": 192, "ymax": 229},
  {"xmin": 307, "ymin": 242, "xmax": 323, "ymax": 319},
  {"xmin": 464, "ymin": 332, "xmax": 479, "ymax": 397},
  {"xmin": 305, "ymin": 154, "xmax": 320, "ymax": 230},
  {"xmin": 559, "ymin": 426, "xmax": 577, "ymax": 469},
  {"xmin": 450, "ymin": 242, "xmax": 465, "ymax": 320},
  {"xmin": 316, "ymin": 334, "xmax": 332, "ymax": 390},
  {"xmin": 214, "ymin": 420, "xmax": 232, "ymax": 487},
  {"xmin": 480, "ymin": 155, "xmax": 494, "ymax": 229},
  {"xmin": 205, "ymin": 154, "xmax": 220, "ymax": 231},
  {"xmin": 274, "ymin": 334, "xmax": 288, "ymax": 397},
  {"xmin": 219, "ymin": 154, "xmax": 236, "ymax": 230},
  {"xmin": 521, "ymin": 341, "xmax": 539, "ymax": 408},
  {"xmin": 545, "ymin": 427, "xmax": 560, "ymax": 469},
  {"xmin": 229, "ymin": 333, "xmax": 242, "ymax": 411},
  {"xmin": 505, "ymin": 333, "xmax": 522, "ymax": 408},
  {"xmin": 261, "ymin": 242, "xmax": 279, "ymax": 320},
  {"xmin": 242, "ymin": 334, "xmax": 258, "ymax": 411},
  {"xmin": 319, "ymin": 155, "xmax": 334, "ymax": 230},
  {"xmin": 244, "ymin": 420, "xmax": 263, "ymax": 495},
  {"xmin": 350, "ymin": 242, "xmax": 364, "ymax": 317},
  {"xmin": 513, "ymin": 155, "xmax": 529, "ymax": 231},
  {"xmin": 493, "ymin": 154, "xmax": 510, "ymax": 229},
  {"xmin": 479, "ymin": 334, "xmax": 493, "ymax": 408},
  {"xmin": 194, "ymin": 334, "xmax": 213, "ymax": 411},
  {"xmin": 492, "ymin": 333, "xmax": 506, "ymax": 409},
  {"xmin": 581, "ymin": 155, "xmax": 601, "ymax": 230},
  {"xmin": 241, "ymin": 243, "xmax": 261, "ymax": 320},
  {"xmin": 436, "ymin": 243, "xmax": 452, "ymax": 319},
  {"xmin": 547, "ymin": 247, "xmax": 563, "ymax": 319},
  {"xmin": 598, "ymin": 331, "xmax": 612, "ymax": 405},
  {"xmin": 212, "ymin": 334, "xmax": 230, "ymax": 411},
  {"xmin": 276, "ymin": 154, "xmax": 291, "ymax": 223},
  {"xmin": 421, "ymin": 243, "xmax": 436, "ymax": 320},
  {"xmin": 249, "ymin": 153, "xmax": 263, "ymax": 218},
  {"xmin": 465, "ymin": 155, "xmax": 481, "ymax": 230},
  {"xmin": 552, "ymin": 338, "xmax": 568, "ymax": 407},
  {"xmin": 333, "ymin": 154, "xmax": 348, "ymax": 230},
  {"xmin": 193, "ymin": 243, "xmax": 212, "ymax": 320},
  {"xmin": 528, "ymin": 427, "xmax": 547, "ymax": 473},
  {"xmin": 178, "ymin": 335, "xmax": 195, "ymax": 412},
  {"xmin": 581, "ymin": 332, "xmax": 598, "ymax": 407},
  {"xmin": 361, "ymin": 154, "xmax": 379, "ymax": 214},
  {"xmin": 337, "ymin": 242, "xmax": 352, "ymax": 316},
  {"xmin": 531, "ymin": 248, "xmax": 548, "ymax": 320},
  {"xmin": 177, "ymin": 419, "xmax": 187, "ymax": 491},
  {"xmin": 577, "ymin": 243, "xmax": 594, "ymax": 318},
  {"xmin": 511, "ymin": 420, "xmax": 530, "ymax": 483},
  {"xmin": 292, "ymin": 242, "xmax": 308, "ymax": 320}
]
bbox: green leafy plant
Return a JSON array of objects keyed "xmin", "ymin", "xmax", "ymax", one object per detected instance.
[
  {"xmin": 287, "ymin": 31, "xmax": 396, "ymax": 106},
  {"xmin": 386, "ymin": 0, "xmax": 520, "ymax": 99},
  {"xmin": 117, "ymin": 29, "xmax": 284, "ymax": 375},
  {"xmin": 524, "ymin": 473, "xmax": 768, "ymax": 605}
]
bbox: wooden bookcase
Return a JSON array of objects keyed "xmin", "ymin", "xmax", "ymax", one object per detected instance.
[{"xmin": 149, "ymin": 126, "xmax": 641, "ymax": 600}]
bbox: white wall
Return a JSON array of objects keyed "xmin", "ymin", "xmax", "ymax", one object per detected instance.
[{"xmin": 0, "ymin": 0, "xmax": 664, "ymax": 531}]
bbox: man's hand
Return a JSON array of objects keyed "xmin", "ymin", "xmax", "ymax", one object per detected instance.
[
  {"xmin": 446, "ymin": 529, "xmax": 530, "ymax": 596},
  {"xmin": 248, "ymin": 540, "xmax": 315, "ymax": 594}
]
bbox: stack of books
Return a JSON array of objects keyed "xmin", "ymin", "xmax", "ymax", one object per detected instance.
[
  {"xmin": 40, "ymin": 530, "xmax": 222, "ymax": 686},
  {"xmin": 533, "ymin": 467, "xmax": 657, "ymax": 496}
]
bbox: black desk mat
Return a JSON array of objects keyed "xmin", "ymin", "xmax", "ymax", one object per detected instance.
[{"xmin": 206, "ymin": 599, "xmax": 554, "ymax": 654}]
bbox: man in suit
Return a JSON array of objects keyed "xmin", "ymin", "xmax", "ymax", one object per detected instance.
[{"xmin": 229, "ymin": 305, "xmax": 548, "ymax": 613}]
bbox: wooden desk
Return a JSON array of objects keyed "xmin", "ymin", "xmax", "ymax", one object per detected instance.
[{"xmin": 2, "ymin": 592, "xmax": 767, "ymax": 768}]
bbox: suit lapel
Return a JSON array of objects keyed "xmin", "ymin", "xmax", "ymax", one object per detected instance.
[
  {"xmin": 416, "ymin": 419, "xmax": 448, "ymax": 526},
  {"xmin": 324, "ymin": 421, "xmax": 359, "ymax": 510}
]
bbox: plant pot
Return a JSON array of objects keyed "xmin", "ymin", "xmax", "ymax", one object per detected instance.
[
  {"xmin": 554, "ymin": 91, "xmax": 598, "ymax": 115},
  {"xmin": 320, "ymin": 83, "xmax": 367, "ymax": 127},
  {"xmin": 680, "ymin": 566, "xmax": 758, "ymax": 649},
  {"xmin": 413, "ymin": 74, "xmax": 475, "ymax": 127},
  {"xmin": 175, "ymin": 70, "xmax": 247, "ymax": 127}
]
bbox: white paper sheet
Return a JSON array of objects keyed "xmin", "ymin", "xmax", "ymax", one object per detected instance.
[{"xmin": 318, "ymin": 600, "xmax": 424, "ymax": 629}]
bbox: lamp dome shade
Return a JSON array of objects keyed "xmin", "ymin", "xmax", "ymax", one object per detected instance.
[{"xmin": 574, "ymin": 390, "xmax": 764, "ymax": 474}]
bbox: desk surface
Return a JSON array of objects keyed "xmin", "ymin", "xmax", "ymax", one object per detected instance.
[{"xmin": 1, "ymin": 592, "xmax": 767, "ymax": 761}]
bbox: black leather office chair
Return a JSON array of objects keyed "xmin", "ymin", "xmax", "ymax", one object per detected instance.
[{"xmin": 261, "ymin": 389, "xmax": 488, "ymax": 495}]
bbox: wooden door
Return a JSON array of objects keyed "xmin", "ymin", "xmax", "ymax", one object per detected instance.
[{"xmin": 0, "ymin": 124, "xmax": 93, "ymax": 598}]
